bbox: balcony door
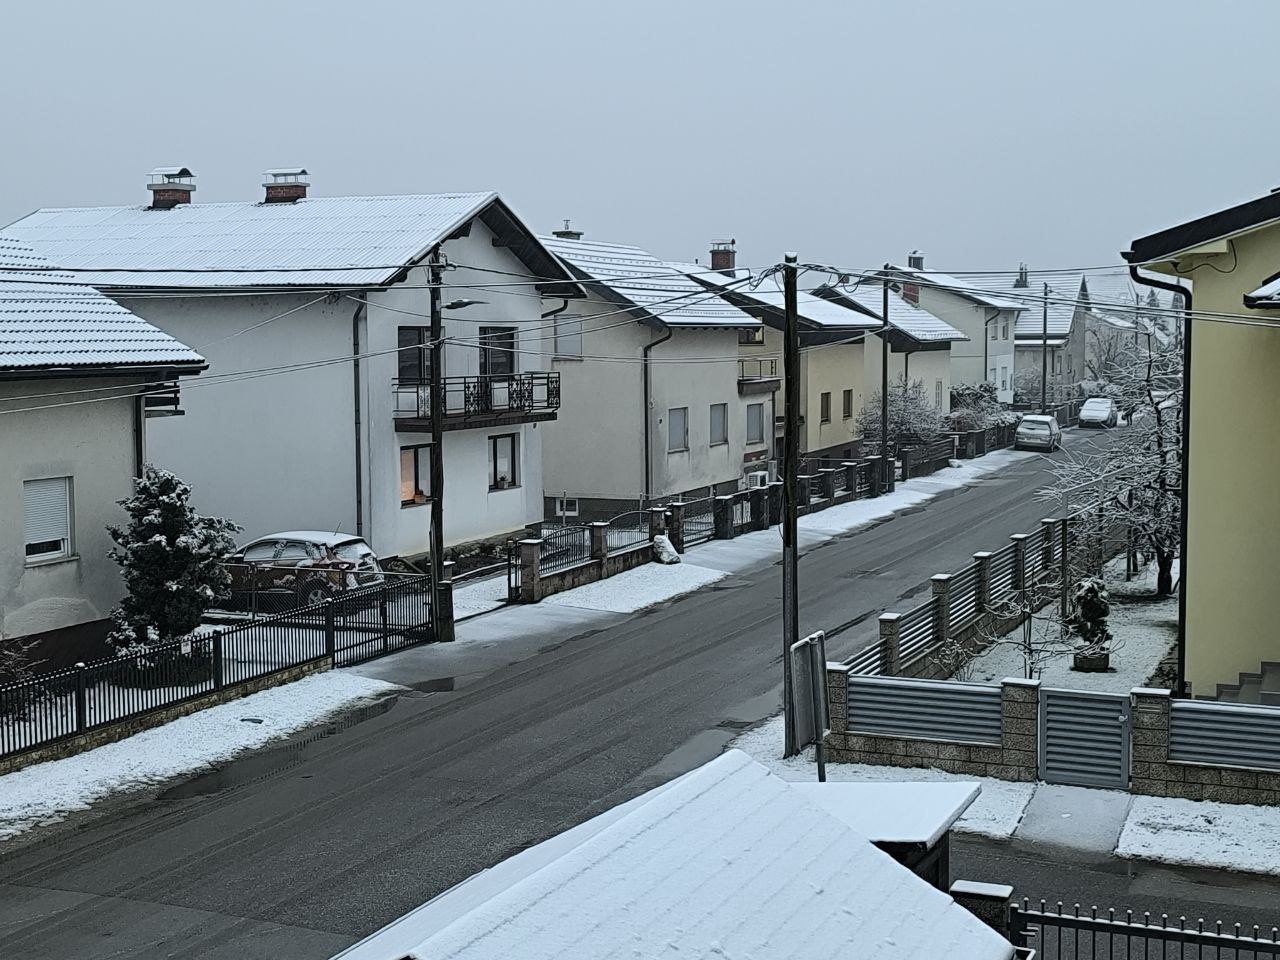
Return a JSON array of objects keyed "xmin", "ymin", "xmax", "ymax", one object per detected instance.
[{"xmin": 479, "ymin": 327, "xmax": 517, "ymax": 377}]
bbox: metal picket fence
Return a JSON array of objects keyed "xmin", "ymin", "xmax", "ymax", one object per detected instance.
[
  {"xmin": 683, "ymin": 496, "xmax": 715, "ymax": 546},
  {"xmin": 539, "ymin": 525, "xmax": 592, "ymax": 575}
]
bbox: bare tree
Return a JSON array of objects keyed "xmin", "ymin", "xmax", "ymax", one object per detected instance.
[{"xmin": 856, "ymin": 375, "xmax": 943, "ymax": 448}]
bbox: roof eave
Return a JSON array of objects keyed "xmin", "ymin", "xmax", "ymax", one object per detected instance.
[
  {"xmin": 0, "ymin": 359, "xmax": 207, "ymax": 381},
  {"xmin": 1124, "ymin": 191, "xmax": 1280, "ymax": 265}
]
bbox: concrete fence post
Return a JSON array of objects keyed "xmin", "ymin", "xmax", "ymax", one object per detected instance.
[
  {"xmin": 900, "ymin": 447, "xmax": 913, "ymax": 480},
  {"xmin": 1010, "ymin": 533, "xmax": 1029, "ymax": 592},
  {"xmin": 713, "ymin": 494, "xmax": 734, "ymax": 540},
  {"xmin": 842, "ymin": 460, "xmax": 859, "ymax": 494},
  {"xmin": 930, "ymin": 574, "xmax": 952, "ymax": 650},
  {"xmin": 999, "ymin": 678, "xmax": 1041, "ymax": 780},
  {"xmin": 819, "ymin": 467, "xmax": 837, "ymax": 501},
  {"xmin": 865, "ymin": 456, "xmax": 882, "ymax": 498},
  {"xmin": 973, "ymin": 551, "xmax": 993, "ymax": 619},
  {"xmin": 767, "ymin": 481, "xmax": 784, "ymax": 525},
  {"xmin": 436, "ymin": 579, "xmax": 455, "ymax": 643},
  {"xmin": 748, "ymin": 486, "xmax": 767, "ymax": 529},
  {"xmin": 950, "ymin": 882, "xmax": 1015, "ymax": 939},
  {"xmin": 796, "ymin": 474, "xmax": 812, "ymax": 508},
  {"xmin": 1039, "ymin": 517, "xmax": 1056, "ymax": 573},
  {"xmin": 878, "ymin": 613, "xmax": 902, "ymax": 676},
  {"xmin": 589, "ymin": 521, "xmax": 609, "ymax": 560},
  {"xmin": 648, "ymin": 507, "xmax": 666, "ymax": 542},
  {"xmin": 519, "ymin": 537, "xmax": 544, "ymax": 603},
  {"xmin": 826, "ymin": 664, "xmax": 849, "ymax": 734},
  {"xmin": 666, "ymin": 502, "xmax": 686, "ymax": 554}
]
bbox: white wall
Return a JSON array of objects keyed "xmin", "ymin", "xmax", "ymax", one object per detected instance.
[
  {"xmin": 0, "ymin": 379, "xmax": 137, "ymax": 639},
  {"xmin": 915, "ymin": 286, "xmax": 1016, "ymax": 402},
  {"xmin": 862, "ymin": 335, "xmax": 953, "ymax": 416}
]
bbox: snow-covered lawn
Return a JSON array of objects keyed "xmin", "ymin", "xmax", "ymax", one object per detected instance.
[
  {"xmin": 1118, "ymin": 795, "xmax": 1280, "ymax": 875},
  {"xmin": 733, "ymin": 715, "xmax": 1034, "ymax": 839},
  {"xmin": 453, "ymin": 575, "xmax": 508, "ymax": 620},
  {"xmin": 0, "ymin": 670, "xmax": 402, "ymax": 843},
  {"xmin": 542, "ymin": 561, "xmax": 728, "ymax": 614}
]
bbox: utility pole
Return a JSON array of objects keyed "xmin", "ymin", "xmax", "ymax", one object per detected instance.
[
  {"xmin": 881, "ymin": 272, "xmax": 891, "ymax": 488},
  {"xmin": 781, "ymin": 252, "xmax": 800, "ymax": 757},
  {"xmin": 1040, "ymin": 281, "xmax": 1049, "ymax": 415},
  {"xmin": 428, "ymin": 250, "xmax": 446, "ymax": 627}
]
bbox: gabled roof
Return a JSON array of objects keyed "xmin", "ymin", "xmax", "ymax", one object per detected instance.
[
  {"xmin": 333, "ymin": 750, "xmax": 1012, "ymax": 960},
  {"xmin": 541, "ymin": 237, "xmax": 760, "ymax": 328},
  {"xmin": 954, "ymin": 272, "xmax": 1086, "ymax": 339},
  {"xmin": 5, "ymin": 193, "xmax": 577, "ymax": 291},
  {"xmin": 0, "ymin": 233, "xmax": 204, "ymax": 375},
  {"xmin": 811, "ymin": 281, "xmax": 968, "ymax": 344},
  {"xmin": 888, "ymin": 265, "xmax": 1027, "ymax": 312},
  {"xmin": 1124, "ymin": 187, "xmax": 1280, "ymax": 265}
]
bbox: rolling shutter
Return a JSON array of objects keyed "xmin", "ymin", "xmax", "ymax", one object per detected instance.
[{"xmin": 24, "ymin": 477, "xmax": 71, "ymax": 549}]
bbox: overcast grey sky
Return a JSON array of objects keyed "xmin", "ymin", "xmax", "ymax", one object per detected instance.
[{"xmin": 1, "ymin": 1, "xmax": 1274, "ymax": 275}]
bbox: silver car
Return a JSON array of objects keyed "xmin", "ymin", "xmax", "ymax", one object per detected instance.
[{"xmin": 1015, "ymin": 414, "xmax": 1062, "ymax": 451}]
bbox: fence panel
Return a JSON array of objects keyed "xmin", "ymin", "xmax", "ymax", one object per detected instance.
[
  {"xmin": 948, "ymin": 562, "xmax": 981, "ymax": 634},
  {"xmin": 539, "ymin": 525, "xmax": 592, "ymax": 575},
  {"xmin": 988, "ymin": 542, "xmax": 1019, "ymax": 603},
  {"xmin": 846, "ymin": 676, "xmax": 1003, "ymax": 744},
  {"xmin": 0, "ymin": 666, "xmax": 82, "ymax": 757},
  {"xmin": 606, "ymin": 512, "xmax": 649, "ymax": 553},
  {"xmin": 853, "ymin": 460, "xmax": 872, "ymax": 498},
  {"xmin": 332, "ymin": 577, "xmax": 434, "ymax": 666},
  {"xmin": 1021, "ymin": 528, "xmax": 1046, "ymax": 585},
  {"xmin": 683, "ymin": 497, "xmax": 715, "ymax": 546},
  {"xmin": 846, "ymin": 640, "xmax": 885, "ymax": 677},
  {"xmin": 81, "ymin": 636, "xmax": 219, "ymax": 730},
  {"xmin": 731, "ymin": 495, "xmax": 751, "ymax": 535},
  {"xmin": 897, "ymin": 598, "xmax": 938, "ymax": 666},
  {"xmin": 1169, "ymin": 700, "xmax": 1280, "ymax": 771}
]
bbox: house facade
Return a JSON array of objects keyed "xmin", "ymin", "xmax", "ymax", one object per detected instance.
[
  {"xmin": 0, "ymin": 233, "xmax": 204, "ymax": 661},
  {"xmin": 538, "ymin": 232, "xmax": 766, "ymax": 519},
  {"xmin": 6, "ymin": 171, "xmax": 577, "ymax": 559},
  {"xmin": 1124, "ymin": 185, "xmax": 1280, "ymax": 698},
  {"xmin": 887, "ymin": 253, "xmax": 1021, "ymax": 403}
]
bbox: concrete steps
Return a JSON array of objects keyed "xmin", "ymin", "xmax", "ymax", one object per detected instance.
[{"xmin": 1215, "ymin": 661, "xmax": 1280, "ymax": 705}]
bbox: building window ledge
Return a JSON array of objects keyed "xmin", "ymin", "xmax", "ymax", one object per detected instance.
[{"xmin": 24, "ymin": 553, "xmax": 81, "ymax": 570}]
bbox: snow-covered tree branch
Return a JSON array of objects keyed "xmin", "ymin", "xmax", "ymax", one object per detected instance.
[{"xmin": 856, "ymin": 375, "xmax": 943, "ymax": 447}]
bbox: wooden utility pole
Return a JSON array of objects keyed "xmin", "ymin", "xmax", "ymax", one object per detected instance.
[
  {"xmin": 428, "ymin": 251, "xmax": 446, "ymax": 628},
  {"xmin": 781, "ymin": 253, "xmax": 800, "ymax": 757},
  {"xmin": 881, "ymin": 274, "xmax": 891, "ymax": 488},
  {"xmin": 1040, "ymin": 281, "xmax": 1049, "ymax": 415}
]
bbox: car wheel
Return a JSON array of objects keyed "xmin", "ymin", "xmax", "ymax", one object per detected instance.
[{"xmin": 303, "ymin": 578, "xmax": 334, "ymax": 607}]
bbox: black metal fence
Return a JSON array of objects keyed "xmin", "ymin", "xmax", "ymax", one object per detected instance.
[
  {"xmin": 683, "ymin": 497, "xmax": 715, "ymax": 546},
  {"xmin": 0, "ymin": 576, "xmax": 435, "ymax": 762},
  {"xmin": 539, "ymin": 525, "xmax": 592, "ymax": 575},
  {"xmin": 606, "ymin": 511, "xmax": 650, "ymax": 552}
]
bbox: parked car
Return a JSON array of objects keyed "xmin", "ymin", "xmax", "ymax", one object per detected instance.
[
  {"xmin": 227, "ymin": 532, "xmax": 385, "ymax": 608},
  {"xmin": 1078, "ymin": 397, "xmax": 1119, "ymax": 428},
  {"xmin": 1014, "ymin": 414, "xmax": 1062, "ymax": 451}
]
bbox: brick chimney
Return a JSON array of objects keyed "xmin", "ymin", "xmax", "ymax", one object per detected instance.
[
  {"xmin": 907, "ymin": 250, "xmax": 925, "ymax": 270},
  {"xmin": 552, "ymin": 219, "xmax": 583, "ymax": 240},
  {"xmin": 147, "ymin": 167, "xmax": 195, "ymax": 209},
  {"xmin": 710, "ymin": 239, "xmax": 736, "ymax": 274},
  {"xmin": 1014, "ymin": 262, "xmax": 1029, "ymax": 288},
  {"xmin": 263, "ymin": 168, "xmax": 309, "ymax": 203}
]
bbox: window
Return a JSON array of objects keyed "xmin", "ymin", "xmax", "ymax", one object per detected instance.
[
  {"xmin": 556, "ymin": 497, "xmax": 579, "ymax": 518},
  {"xmin": 935, "ymin": 380, "xmax": 943, "ymax": 408},
  {"xmin": 709, "ymin": 403, "xmax": 728, "ymax": 445},
  {"xmin": 397, "ymin": 327, "xmax": 431, "ymax": 383},
  {"xmin": 400, "ymin": 444, "xmax": 430, "ymax": 506},
  {"xmin": 1001, "ymin": 321, "xmax": 1009, "ymax": 340},
  {"xmin": 842, "ymin": 389, "xmax": 853, "ymax": 419},
  {"xmin": 242, "ymin": 540, "xmax": 279, "ymax": 562},
  {"xmin": 278, "ymin": 541, "xmax": 318, "ymax": 561},
  {"xmin": 989, "ymin": 324, "xmax": 997, "ymax": 340},
  {"xmin": 489, "ymin": 433, "xmax": 519, "ymax": 488},
  {"xmin": 479, "ymin": 327, "xmax": 517, "ymax": 376},
  {"xmin": 746, "ymin": 402, "xmax": 765, "ymax": 444},
  {"xmin": 667, "ymin": 406, "xmax": 689, "ymax": 452},
  {"xmin": 738, "ymin": 328, "xmax": 764, "ymax": 345},
  {"xmin": 554, "ymin": 315, "xmax": 582, "ymax": 358},
  {"xmin": 23, "ymin": 476, "xmax": 72, "ymax": 562},
  {"xmin": 1000, "ymin": 366, "xmax": 1009, "ymax": 391},
  {"xmin": 819, "ymin": 392, "xmax": 831, "ymax": 423}
]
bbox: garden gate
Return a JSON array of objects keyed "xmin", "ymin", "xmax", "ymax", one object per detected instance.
[{"xmin": 1038, "ymin": 687, "xmax": 1130, "ymax": 789}]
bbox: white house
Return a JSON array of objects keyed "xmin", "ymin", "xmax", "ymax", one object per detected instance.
[
  {"xmin": 537, "ymin": 229, "xmax": 765, "ymax": 520},
  {"xmin": 6, "ymin": 169, "xmax": 581, "ymax": 560},
  {"xmin": 886, "ymin": 252, "xmax": 1022, "ymax": 402},
  {"xmin": 0, "ymin": 233, "xmax": 204, "ymax": 663},
  {"xmin": 331, "ymin": 750, "xmax": 1013, "ymax": 960}
]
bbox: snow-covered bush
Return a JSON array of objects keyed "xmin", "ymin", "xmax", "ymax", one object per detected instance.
[
  {"xmin": 856, "ymin": 375, "xmax": 942, "ymax": 447},
  {"xmin": 945, "ymin": 381, "xmax": 1012, "ymax": 432},
  {"xmin": 106, "ymin": 465, "xmax": 242, "ymax": 653},
  {"xmin": 1069, "ymin": 577, "xmax": 1113, "ymax": 654}
]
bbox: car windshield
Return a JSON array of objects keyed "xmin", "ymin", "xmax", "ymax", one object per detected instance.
[
  {"xmin": 334, "ymin": 540, "xmax": 376, "ymax": 562},
  {"xmin": 1082, "ymin": 400, "xmax": 1111, "ymax": 413},
  {"xmin": 1021, "ymin": 419, "xmax": 1049, "ymax": 430}
]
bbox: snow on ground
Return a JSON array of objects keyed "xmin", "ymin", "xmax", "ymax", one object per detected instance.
[
  {"xmin": 733, "ymin": 714, "xmax": 1034, "ymax": 839},
  {"xmin": 542, "ymin": 561, "xmax": 728, "ymax": 614},
  {"xmin": 452, "ymin": 575, "xmax": 508, "ymax": 620},
  {"xmin": 0, "ymin": 671, "xmax": 402, "ymax": 843},
  {"xmin": 1118, "ymin": 795, "xmax": 1280, "ymax": 875}
]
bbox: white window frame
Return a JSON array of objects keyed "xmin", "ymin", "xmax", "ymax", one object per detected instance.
[
  {"xmin": 934, "ymin": 380, "xmax": 943, "ymax": 408},
  {"xmin": 667, "ymin": 407, "xmax": 689, "ymax": 453},
  {"xmin": 23, "ymin": 476, "xmax": 73, "ymax": 563},
  {"xmin": 556, "ymin": 497, "xmax": 579, "ymax": 518},
  {"xmin": 746, "ymin": 402, "xmax": 765, "ymax": 445},
  {"xmin": 709, "ymin": 403, "xmax": 728, "ymax": 446}
]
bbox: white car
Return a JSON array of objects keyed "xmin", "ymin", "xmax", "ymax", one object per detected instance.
[
  {"xmin": 1078, "ymin": 397, "xmax": 1119, "ymax": 428},
  {"xmin": 1015, "ymin": 414, "xmax": 1062, "ymax": 451}
]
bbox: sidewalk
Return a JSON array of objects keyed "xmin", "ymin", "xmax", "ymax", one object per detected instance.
[{"xmin": 735, "ymin": 714, "xmax": 1280, "ymax": 878}]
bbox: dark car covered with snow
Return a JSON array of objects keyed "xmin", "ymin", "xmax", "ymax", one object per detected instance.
[{"xmin": 226, "ymin": 532, "xmax": 384, "ymax": 609}]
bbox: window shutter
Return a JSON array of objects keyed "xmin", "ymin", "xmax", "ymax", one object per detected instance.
[{"xmin": 24, "ymin": 477, "xmax": 70, "ymax": 545}]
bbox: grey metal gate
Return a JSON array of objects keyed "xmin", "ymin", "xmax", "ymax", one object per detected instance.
[{"xmin": 1039, "ymin": 687, "xmax": 1130, "ymax": 789}]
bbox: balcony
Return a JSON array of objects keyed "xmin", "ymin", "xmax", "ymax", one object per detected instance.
[
  {"xmin": 738, "ymin": 358, "xmax": 781, "ymax": 396},
  {"xmin": 394, "ymin": 373, "xmax": 561, "ymax": 432}
]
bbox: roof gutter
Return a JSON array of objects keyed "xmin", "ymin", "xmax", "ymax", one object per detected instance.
[
  {"xmin": 642, "ymin": 323, "xmax": 674, "ymax": 499},
  {"xmin": 1128, "ymin": 265, "xmax": 1192, "ymax": 697}
]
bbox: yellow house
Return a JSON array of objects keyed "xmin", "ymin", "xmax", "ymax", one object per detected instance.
[{"xmin": 1124, "ymin": 186, "xmax": 1280, "ymax": 699}]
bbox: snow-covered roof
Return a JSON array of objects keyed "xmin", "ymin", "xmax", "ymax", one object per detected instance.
[
  {"xmin": 668, "ymin": 262, "xmax": 881, "ymax": 330},
  {"xmin": 240, "ymin": 530, "xmax": 368, "ymax": 548},
  {"xmin": 1245, "ymin": 272, "xmax": 1280, "ymax": 308},
  {"xmin": 791, "ymin": 780, "xmax": 979, "ymax": 846},
  {"xmin": 813, "ymin": 281, "xmax": 968, "ymax": 343},
  {"xmin": 541, "ymin": 237, "xmax": 760, "ymax": 329},
  {"xmin": 333, "ymin": 750, "xmax": 1012, "ymax": 960},
  {"xmin": 959, "ymin": 272, "xmax": 1086, "ymax": 339},
  {"xmin": 0, "ymin": 233, "xmax": 204, "ymax": 373},
  {"xmin": 890, "ymin": 265, "xmax": 1027, "ymax": 312},
  {"xmin": 5, "ymin": 193, "xmax": 567, "ymax": 289}
]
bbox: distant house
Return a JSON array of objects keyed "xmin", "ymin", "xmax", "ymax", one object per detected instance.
[
  {"xmin": 6, "ymin": 169, "xmax": 580, "ymax": 558},
  {"xmin": 0, "ymin": 233, "xmax": 204, "ymax": 661},
  {"xmin": 886, "ymin": 252, "xmax": 1022, "ymax": 403},
  {"xmin": 538, "ymin": 230, "xmax": 766, "ymax": 520},
  {"xmin": 331, "ymin": 750, "xmax": 1013, "ymax": 960},
  {"xmin": 1123, "ymin": 185, "xmax": 1280, "ymax": 699},
  {"xmin": 675, "ymin": 241, "xmax": 882, "ymax": 465},
  {"xmin": 811, "ymin": 278, "xmax": 968, "ymax": 417}
]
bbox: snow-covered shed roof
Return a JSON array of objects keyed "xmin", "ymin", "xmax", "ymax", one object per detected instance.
[
  {"xmin": 812, "ymin": 281, "xmax": 968, "ymax": 343},
  {"xmin": 889, "ymin": 265, "xmax": 1027, "ymax": 312},
  {"xmin": 541, "ymin": 237, "xmax": 760, "ymax": 329},
  {"xmin": 5, "ymin": 193, "xmax": 575, "ymax": 290},
  {"xmin": 671, "ymin": 263, "xmax": 882, "ymax": 332},
  {"xmin": 333, "ymin": 750, "xmax": 1011, "ymax": 960},
  {"xmin": 791, "ymin": 780, "xmax": 979, "ymax": 846},
  {"xmin": 1245, "ymin": 272, "xmax": 1280, "ymax": 309},
  {"xmin": 0, "ymin": 233, "xmax": 204, "ymax": 374}
]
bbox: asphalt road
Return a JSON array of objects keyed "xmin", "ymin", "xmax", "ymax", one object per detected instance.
[{"xmin": 3, "ymin": 441, "xmax": 1260, "ymax": 959}]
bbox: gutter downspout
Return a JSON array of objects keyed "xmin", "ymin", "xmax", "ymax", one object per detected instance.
[
  {"xmin": 352, "ymin": 296, "xmax": 367, "ymax": 538},
  {"xmin": 1128, "ymin": 265, "xmax": 1192, "ymax": 696},
  {"xmin": 642, "ymin": 323, "xmax": 673, "ymax": 500},
  {"xmin": 132, "ymin": 393, "xmax": 145, "ymax": 478},
  {"xmin": 982, "ymin": 308, "xmax": 998, "ymax": 388}
]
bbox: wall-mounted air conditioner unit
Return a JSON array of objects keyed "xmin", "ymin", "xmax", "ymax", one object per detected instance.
[{"xmin": 746, "ymin": 471, "xmax": 769, "ymax": 489}]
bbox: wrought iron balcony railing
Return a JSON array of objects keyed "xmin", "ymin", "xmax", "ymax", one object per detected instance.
[{"xmin": 393, "ymin": 372, "xmax": 561, "ymax": 430}]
